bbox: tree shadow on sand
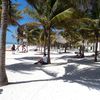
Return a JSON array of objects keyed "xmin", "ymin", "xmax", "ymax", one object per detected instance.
[
  {"xmin": 14, "ymin": 56, "xmax": 41, "ymax": 61},
  {"xmin": 9, "ymin": 77, "xmax": 62, "ymax": 85},
  {"xmin": 6, "ymin": 63, "xmax": 43, "ymax": 74},
  {"xmin": 63, "ymin": 64, "xmax": 100, "ymax": 90},
  {"xmin": 6, "ymin": 56, "xmax": 43, "ymax": 74},
  {"xmin": 7, "ymin": 62, "xmax": 100, "ymax": 91},
  {"xmin": 0, "ymin": 89, "xmax": 3, "ymax": 94},
  {"xmin": 6, "ymin": 54, "xmax": 100, "ymax": 90},
  {"xmin": 6, "ymin": 62, "xmax": 60, "ymax": 77}
]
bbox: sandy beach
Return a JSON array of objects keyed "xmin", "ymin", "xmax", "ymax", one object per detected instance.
[{"xmin": 0, "ymin": 46, "xmax": 100, "ymax": 100}]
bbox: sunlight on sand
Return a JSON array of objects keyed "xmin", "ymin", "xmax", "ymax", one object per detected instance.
[{"xmin": 0, "ymin": 46, "xmax": 100, "ymax": 100}]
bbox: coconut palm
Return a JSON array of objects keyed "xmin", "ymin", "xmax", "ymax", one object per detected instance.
[
  {"xmin": 0, "ymin": 0, "xmax": 23, "ymax": 86},
  {"xmin": 79, "ymin": 18, "xmax": 100, "ymax": 60},
  {"xmin": 0, "ymin": 2, "xmax": 22, "ymax": 25},
  {"xmin": 90, "ymin": 0, "xmax": 100, "ymax": 62},
  {"xmin": 0, "ymin": 0, "xmax": 9, "ymax": 86},
  {"xmin": 8, "ymin": 3, "xmax": 23, "ymax": 26},
  {"xmin": 17, "ymin": 22, "xmax": 41, "ymax": 44},
  {"xmin": 51, "ymin": 0, "xmax": 100, "ymax": 61},
  {"xmin": 26, "ymin": 0, "xmax": 82, "ymax": 63},
  {"xmin": 76, "ymin": 0, "xmax": 100, "ymax": 61}
]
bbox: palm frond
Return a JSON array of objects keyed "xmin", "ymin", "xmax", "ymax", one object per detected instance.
[{"xmin": 50, "ymin": 8, "xmax": 77, "ymax": 25}]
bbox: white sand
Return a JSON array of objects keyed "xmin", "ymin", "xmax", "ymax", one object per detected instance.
[{"xmin": 0, "ymin": 46, "xmax": 100, "ymax": 100}]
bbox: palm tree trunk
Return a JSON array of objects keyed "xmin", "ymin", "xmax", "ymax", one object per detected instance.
[
  {"xmin": 0, "ymin": 0, "xmax": 8, "ymax": 86},
  {"xmin": 94, "ymin": 32, "xmax": 98, "ymax": 62},
  {"xmin": 64, "ymin": 43, "xmax": 68, "ymax": 53},
  {"xmin": 43, "ymin": 27, "xmax": 47, "ymax": 54},
  {"xmin": 43, "ymin": 38, "xmax": 46, "ymax": 54},
  {"xmin": 79, "ymin": 45, "xmax": 82, "ymax": 56},
  {"xmin": 47, "ymin": 27, "xmax": 51, "ymax": 64},
  {"xmin": 81, "ymin": 40, "xmax": 85, "ymax": 58}
]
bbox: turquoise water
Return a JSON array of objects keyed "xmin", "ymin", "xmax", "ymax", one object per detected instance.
[
  {"xmin": 6, "ymin": 43, "xmax": 17, "ymax": 49},
  {"xmin": 6, "ymin": 44, "xmax": 12, "ymax": 48}
]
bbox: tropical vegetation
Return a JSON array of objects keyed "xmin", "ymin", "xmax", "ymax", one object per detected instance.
[{"xmin": 0, "ymin": 0, "xmax": 100, "ymax": 86}]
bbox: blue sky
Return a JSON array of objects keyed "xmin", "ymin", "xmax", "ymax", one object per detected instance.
[{"xmin": 6, "ymin": 0, "xmax": 34, "ymax": 44}]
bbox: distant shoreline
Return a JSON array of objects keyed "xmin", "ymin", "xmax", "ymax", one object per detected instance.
[
  {"xmin": 6, "ymin": 44, "xmax": 11, "ymax": 51},
  {"xmin": 6, "ymin": 43, "xmax": 17, "ymax": 51}
]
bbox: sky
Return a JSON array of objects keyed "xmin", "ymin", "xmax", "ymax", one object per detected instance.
[{"xmin": 6, "ymin": 0, "xmax": 34, "ymax": 44}]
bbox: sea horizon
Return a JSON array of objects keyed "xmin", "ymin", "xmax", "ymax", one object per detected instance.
[
  {"xmin": 6, "ymin": 42, "xmax": 17, "ymax": 49},
  {"xmin": 6, "ymin": 41, "xmax": 17, "ymax": 44}
]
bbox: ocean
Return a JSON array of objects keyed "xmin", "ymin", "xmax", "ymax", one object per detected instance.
[
  {"xmin": 6, "ymin": 44, "xmax": 12, "ymax": 49},
  {"xmin": 6, "ymin": 42, "xmax": 17, "ymax": 49}
]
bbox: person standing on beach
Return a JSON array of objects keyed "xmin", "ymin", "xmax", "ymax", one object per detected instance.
[
  {"xmin": 22, "ymin": 44, "xmax": 27, "ymax": 53},
  {"xmin": 11, "ymin": 44, "xmax": 16, "ymax": 54}
]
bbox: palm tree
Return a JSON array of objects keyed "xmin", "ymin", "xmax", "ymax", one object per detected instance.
[
  {"xmin": 51, "ymin": 0, "xmax": 100, "ymax": 61},
  {"xmin": 16, "ymin": 22, "xmax": 41, "ymax": 45},
  {"xmin": 26, "ymin": 0, "xmax": 81, "ymax": 63},
  {"xmin": 0, "ymin": 0, "xmax": 23, "ymax": 86},
  {"xmin": 8, "ymin": 3, "xmax": 23, "ymax": 26},
  {"xmin": 78, "ymin": 0, "xmax": 100, "ymax": 61},
  {"xmin": 90, "ymin": 0, "xmax": 100, "ymax": 62},
  {"xmin": 0, "ymin": 0, "xmax": 9, "ymax": 86},
  {"xmin": 80, "ymin": 18, "xmax": 100, "ymax": 61}
]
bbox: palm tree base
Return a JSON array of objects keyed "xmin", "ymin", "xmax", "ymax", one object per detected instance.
[
  {"xmin": 0, "ymin": 77, "xmax": 8, "ymax": 86},
  {"xmin": 0, "ymin": 82, "xmax": 8, "ymax": 87}
]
